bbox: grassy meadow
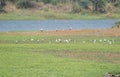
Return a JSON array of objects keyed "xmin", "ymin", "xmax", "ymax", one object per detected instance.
[
  {"xmin": 0, "ymin": 32, "xmax": 120, "ymax": 77},
  {"xmin": 0, "ymin": 10, "xmax": 105, "ymax": 20}
]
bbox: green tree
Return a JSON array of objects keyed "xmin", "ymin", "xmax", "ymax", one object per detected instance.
[
  {"xmin": 8, "ymin": 0, "xmax": 16, "ymax": 3},
  {"xmin": 51, "ymin": 0, "xmax": 58, "ymax": 5},
  {"xmin": 79, "ymin": 0, "xmax": 90, "ymax": 9},
  {"xmin": 42, "ymin": 0, "xmax": 52, "ymax": 4},
  {"xmin": 0, "ymin": 0, "xmax": 6, "ymax": 11},
  {"xmin": 72, "ymin": 2, "xmax": 81, "ymax": 13},
  {"xmin": 90, "ymin": 0, "xmax": 106, "ymax": 13},
  {"xmin": 16, "ymin": 0, "xmax": 32, "ymax": 9},
  {"xmin": 114, "ymin": 0, "xmax": 120, "ymax": 7}
]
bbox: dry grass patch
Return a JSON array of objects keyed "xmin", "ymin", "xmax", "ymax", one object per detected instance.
[{"xmin": 41, "ymin": 51, "xmax": 120, "ymax": 64}]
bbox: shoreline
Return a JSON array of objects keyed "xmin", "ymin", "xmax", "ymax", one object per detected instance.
[{"xmin": 1, "ymin": 28, "xmax": 120, "ymax": 37}]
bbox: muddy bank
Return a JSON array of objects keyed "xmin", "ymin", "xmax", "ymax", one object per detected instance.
[{"xmin": 1, "ymin": 28, "xmax": 120, "ymax": 36}]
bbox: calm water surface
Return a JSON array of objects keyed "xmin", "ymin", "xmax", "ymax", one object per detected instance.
[{"xmin": 0, "ymin": 20, "xmax": 118, "ymax": 32}]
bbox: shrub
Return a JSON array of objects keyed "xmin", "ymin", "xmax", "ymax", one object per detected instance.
[
  {"xmin": 79, "ymin": 0, "xmax": 90, "ymax": 9},
  {"xmin": 8, "ymin": 0, "xmax": 16, "ymax": 3},
  {"xmin": 112, "ymin": 21, "xmax": 120, "ymax": 28},
  {"xmin": 0, "ymin": 0, "xmax": 6, "ymax": 11},
  {"xmin": 113, "ymin": 1, "xmax": 120, "ymax": 7},
  {"xmin": 42, "ymin": 0, "xmax": 52, "ymax": 4},
  {"xmin": 16, "ymin": 0, "xmax": 32, "ymax": 9},
  {"xmin": 115, "ymin": 21, "xmax": 120, "ymax": 26},
  {"xmin": 72, "ymin": 3, "xmax": 81, "ymax": 13},
  {"xmin": 107, "ymin": 72, "xmax": 120, "ymax": 77},
  {"xmin": 90, "ymin": 0, "xmax": 106, "ymax": 13},
  {"xmin": 51, "ymin": 0, "xmax": 58, "ymax": 5}
]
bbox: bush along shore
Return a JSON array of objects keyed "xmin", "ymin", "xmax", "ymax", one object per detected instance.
[{"xmin": 112, "ymin": 21, "xmax": 120, "ymax": 29}]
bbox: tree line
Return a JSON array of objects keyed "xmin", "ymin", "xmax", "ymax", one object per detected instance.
[{"xmin": 0, "ymin": 0, "xmax": 120, "ymax": 13}]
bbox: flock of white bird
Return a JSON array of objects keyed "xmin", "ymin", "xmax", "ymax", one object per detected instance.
[
  {"xmin": 89, "ymin": 39, "xmax": 115, "ymax": 45},
  {"xmin": 15, "ymin": 38, "xmax": 115, "ymax": 45},
  {"xmin": 55, "ymin": 39, "xmax": 71, "ymax": 43}
]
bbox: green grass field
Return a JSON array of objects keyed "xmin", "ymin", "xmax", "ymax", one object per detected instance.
[{"xmin": 0, "ymin": 33, "xmax": 120, "ymax": 77}]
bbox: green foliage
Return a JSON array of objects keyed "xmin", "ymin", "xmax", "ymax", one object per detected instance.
[
  {"xmin": 40, "ymin": 0, "xmax": 59, "ymax": 5},
  {"xmin": 1, "ymin": 0, "xmax": 119, "ymax": 14},
  {"xmin": 113, "ymin": 1, "xmax": 120, "ymax": 7},
  {"xmin": 109, "ymin": 72, "xmax": 120, "ymax": 77},
  {"xmin": 42, "ymin": 0, "xmax": 52, "ymax": 4},
  {"xmin": 16, "ymin": 0, "xmax": 32, "ymax": 9},
  {"xmin": 89, "ymin": 0, "xmax": 106, "ymax": 13},
  {"xmin": 51, "ymin": 0, "xmax": 58, "ymax": 5},
  {"xmin": 72, "ymin": 3, "xmax": 81, "ymax": 13},
  {"xmin": 115, "ymin": 21, "xmax": 120, "ymax": 25},
  {"xmin": 8, "ymin": 0, "xmax": 16, "ymax": 3},
  {"xmin": 79, "ymin": 0, "xmax": 90, "ymax": 9},
  {"xmin": 112, "ymin": 21, "xmax": 120, "ymax": 28},
  {"xmin": 0, "ymin": 0, "xmax": 6, "ymax": 11}
]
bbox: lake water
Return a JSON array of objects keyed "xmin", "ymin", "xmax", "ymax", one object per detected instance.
[{"xmin": 0, "ymin": 20, "xmax": 118, "ymax": 32}]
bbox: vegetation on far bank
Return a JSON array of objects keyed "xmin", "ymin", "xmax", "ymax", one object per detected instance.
[{"xmin": 0, "ymin": 0, "xmax": 120, "ymax": 20}]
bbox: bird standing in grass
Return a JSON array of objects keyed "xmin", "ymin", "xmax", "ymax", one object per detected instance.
[{"xmin": 15, "ymin": 40, "xmax": 18, "ymax": 44}]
